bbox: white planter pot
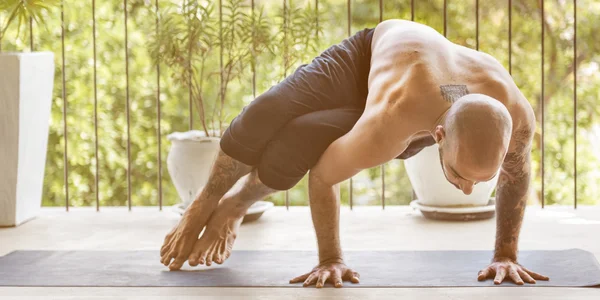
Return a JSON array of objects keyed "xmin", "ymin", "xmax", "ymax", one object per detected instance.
[
  {"xmin": 403, "ymin": 143, "xmax": 499, "ymax": 207},
  {"xmin": 0, "ymin": 52, "xmax": 55, "ymax": 226},
  {"xmin": 167, "ymin": 130, "xmax": 222, "ymax": 208}
]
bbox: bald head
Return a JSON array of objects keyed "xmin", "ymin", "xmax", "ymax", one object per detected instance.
[{"xmin": 435, "ymin": 94, "xmax": 512, "ymax": 194}]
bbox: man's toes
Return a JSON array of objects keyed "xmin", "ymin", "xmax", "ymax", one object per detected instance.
[
  {"xmin": 205, "ymin": 243, "xmax": 218, "ymax": 266},
  {"xmin": 161, "ymin": 255, "xmax": 173, "ymax": 267},
  {"xmin": 169, "ymin": 257, "xmax": 186, "ymax": 271},
  {"xmin": 199, "ymin": 244, "xmax": 213, "ymax": 265},
  {"xmin": 214, "ymin": 241, "xmax": 226, "ymax": 264},
  {"xmin": 214, "ymin": 254, "xmax": 222, "ymax": 265},
  {"xmin": 160, "ymin": 245, "xmax": 169, "ymax": 257},
  {"xmin": 189, "ymin": 245, "xmax": 209, "ymax": 266},
  {"xmin": 188, "ymin": 256, "xmax": 199, "ymax": 267}
]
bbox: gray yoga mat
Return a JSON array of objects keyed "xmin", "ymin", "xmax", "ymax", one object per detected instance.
[{"xmin": 0, "ymin": 249, "xmax": 599, "ymax": 287}]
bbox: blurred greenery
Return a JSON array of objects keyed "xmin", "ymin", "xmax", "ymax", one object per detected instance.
[{"xmin": 0, "ymin": 0, "xmax": 597, "ymax": 208}]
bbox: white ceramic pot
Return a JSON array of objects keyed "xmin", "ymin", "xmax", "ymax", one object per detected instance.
[
  {"xmin": 0, "ymin": 52, "xmax": 55, "ymax": 226},
  {"xmin": 167, "ymin": 130, "xmax": 221, "ymax": 209},
  {"xmin": 403, "ymin": 143, "xmax": 499, "ymax": 207}
]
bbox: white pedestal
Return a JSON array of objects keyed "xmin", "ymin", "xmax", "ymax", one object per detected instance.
[{"xmin": 0, "ymin": 52, "xmax": 55, "ymax": 226}]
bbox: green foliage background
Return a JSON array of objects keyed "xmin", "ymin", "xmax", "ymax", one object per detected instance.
[{"xmin": 1, "ymin": 0, "xmax": 598, "ymax": 208}]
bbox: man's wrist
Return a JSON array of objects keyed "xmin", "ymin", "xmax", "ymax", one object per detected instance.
[
  {"xmin": 319, "ymin": 256, "xmax": 345, "ymax": 265},
  {"xmin": 493, "ymin": 252, "xmax": 517, "ymax": 262}
]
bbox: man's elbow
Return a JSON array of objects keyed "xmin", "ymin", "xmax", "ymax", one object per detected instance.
[
  {"xmin": 309, "ymin": 161, "xmax": 352, "ymax": 188},
  {"xmin": 309, "ymin": 165, "xmax": 335, "ymax": 188}
]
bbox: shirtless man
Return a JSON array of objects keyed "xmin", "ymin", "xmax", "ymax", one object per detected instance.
[{"xmin": 160, "ymin": 19, "xmax": 549, "ymax": 287}]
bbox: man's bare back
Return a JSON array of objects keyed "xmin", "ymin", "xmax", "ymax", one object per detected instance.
[
  {"xmin": 324, "ymin": 20, "xmax": 531, "ymax": 177},
  {"xmin": 161, "ymin": 19, "xmax": 547, "ymax": 288}
]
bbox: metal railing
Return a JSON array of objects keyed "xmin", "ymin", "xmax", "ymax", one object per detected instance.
[{"xmin": 5, "ymin": 0, "xmax": 583, "ymax": 211}]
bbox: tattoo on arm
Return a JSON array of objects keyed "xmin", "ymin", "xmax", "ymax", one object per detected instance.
[
  {"xmin": 494, "ymin": 127, "xmax": 533, "ymax": 261},
  {"xmin": 440, "ymin": 84, "xmax": 470, "ymax": 103}
]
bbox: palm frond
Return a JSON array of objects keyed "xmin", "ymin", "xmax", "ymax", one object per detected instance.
[{"xmin": 0, "ymin": 0, "xmax": 60, "ymax": 43}]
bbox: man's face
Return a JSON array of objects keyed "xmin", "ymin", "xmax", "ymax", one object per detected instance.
[{"xmin": 438, "ymin": 145, "xmax": 498, "ymax": 195}]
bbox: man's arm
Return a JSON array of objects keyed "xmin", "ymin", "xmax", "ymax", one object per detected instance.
[
  {"xmin": 478, "ymin": 107, "xmax": 549, "ymax": 284},
  {"xmin": 309, "ymin": 111, "xmax": 405, "ymax": 264},
  {"xmin": 290, "ymin": 108, "xmax": 409, "ymax": 287},
  {"xmin": 494, "ymin": 125, "xmax": 533, "ymax": 261}
]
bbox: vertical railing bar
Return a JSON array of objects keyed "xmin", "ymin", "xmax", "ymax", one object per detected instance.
[
  {"xmin": 443, "ymin": 0, "xmax": 447, "ymax": 37},
  {"xmin": 61, "ymin": 0, "xmax": 69, "ymax": 212},
  {"xmin": 347, "ymin": 0, "xmax": 353, "ymax": 210},
  {"xmin": 0, "ymin": 11, "xmax": 2, "ymax": 52},
  {"xmin": 476, "ymin": 0, "xmax": 479, "ymax": 51},
  {"xmin": 410, "ymin": 0, "xmax": 416, "ymax": 204},
  {"xmin": 251, "ymin": 0, "xmax": 256, "ymax": 99},
  {"xmin": 380, "ymin": 0, "xmax": 384, "ymax": 210},
  {"xmin": 347, "ymin": 0, "xmax": 351, "ymax": 37},
  {"xmin": 509, "ymin": 0, "xmax": 512, "ymax": 75},
  {"xmin": 541, "ymin": 0, "xmax": 545, "ymax": 208},
  {"xmin": 156, "ymin": 0, "xmax": 163, "ymax": 211},
  {"xmin": 219, "ymin": 0, "xmax": 224, "ymax": 134},
  {"xmin": 29, "ymin": 17, "xmax": 33, "ymax": 51},
  {"xmin": 311, "ymin": 0, "xmax": 318, "ymax": 206},
  {"xmin": 188, "ymin": 0, "xmax": 193, "ymax": 131},
  {"xmin": 93, "ymin": 0, "xmax": 100, "ymax": 211},
  {"xmin": 315, "ymin": 0, "xmax": 319, "ymax": 41},
  {"xmin": 124, "ymin": 0, "xmax": 132, "ymax": 211},
  {"xmin": 283, "ymin": 0, "xmax": 289, "ymax": 210},
  {"xmin": 573, "ymin": 0, "xmax": 577, "ymax": 209}
]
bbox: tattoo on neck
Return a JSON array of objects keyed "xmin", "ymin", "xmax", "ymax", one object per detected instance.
[{"xmin": 440, "ymin": 84, "xmax": 469, "ymax": 103}]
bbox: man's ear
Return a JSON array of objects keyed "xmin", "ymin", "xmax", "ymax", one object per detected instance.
[{"xmin": 434, "ymin": 125, "xmax": 446, "ymax": 144}]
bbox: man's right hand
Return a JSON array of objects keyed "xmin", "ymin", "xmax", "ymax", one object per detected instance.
[{"xmin": 289, "ymin": 260, "xmax": 360, "ymax": 288}]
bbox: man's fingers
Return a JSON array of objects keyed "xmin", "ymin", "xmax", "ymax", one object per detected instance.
[
  {"xmin": 350, "ymin": 271, "xmax": 360, "ymax": 283},
  {"xmin": 330, "ymin": 269, "xmax": 343, "ymax": 288},
  {"xmin": 342, "ymin": 269, "xmax": 360, "ymax": 283},
  {"xmin": 290, "ymin": 272, "xmax": 311, "ymax": 284},
  {"xmin": 316, "ymin": 271, "xmax": 330, "ymax": 288},
  {"xmin": 477, "ymin": 268, "xmax": 491, "ymax": 281},
  {"xmin": 303, "ymin": 273, "xmax": 318, "ymax": 287},
  {"xmin": 517, "ymin": 268, "xmax": 536, "ymax": 284},
  {"xmin": 522, "ymin": 267, "xmax": 549, "ymax": 281},
  {"xmin": 494, "ymin": 267, "xmax": 507, "ymax": 285},
  {"xmin": 508, "ymin": 266, "xmax": 524, "ymax": 285}
]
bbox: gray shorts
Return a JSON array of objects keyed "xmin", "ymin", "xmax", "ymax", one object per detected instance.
[{"xmin": 220, "ymin": 28, "xmax": 375, "ymax": 190}]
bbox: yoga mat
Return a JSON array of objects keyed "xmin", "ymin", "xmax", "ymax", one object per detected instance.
[{"xmin": 0, "ymin": 249, "xmax": 599, "ymax": 287}]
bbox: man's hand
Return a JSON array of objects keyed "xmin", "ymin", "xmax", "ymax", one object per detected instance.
[
  {"xmin": 289, "ymin": 260, "xmax": 360, "ymax": 288},
  {"xmin": 478, "ymin": 257, "xmax": 549, "ymax": 285}
]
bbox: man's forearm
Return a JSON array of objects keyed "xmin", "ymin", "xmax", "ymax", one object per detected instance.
[
  {"xmin": 308, "ymin": 172, "xmax": 343, "ymax": 264},
  {"xmin": 494, "ymin": 136, "xmax": 532, "ymax": 261},
  {"xmin": 494, "ymin": 169, "xmax": 528, "ymax": 261}
]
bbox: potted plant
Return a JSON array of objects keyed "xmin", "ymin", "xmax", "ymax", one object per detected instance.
[
  {"xmin": 404, "ymin": 143, "xmax": 500, "ymax": 221},
  {"xmin": 149, "ymin": 0, "xmax": 274, "ymax": 212},
  {"xmin": 0, "ymin": 0, "xmax": 58, "ymax": 226}
]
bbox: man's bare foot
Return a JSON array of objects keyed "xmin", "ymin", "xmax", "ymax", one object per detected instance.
[
  {"xmin": 160, "ymin": 200, "xmax": 218, "ymax": 270},
  {"xmin": 188, "ymin": 196, "xmax": 249, "ymax": 267},
  {"xmin": 159, "ymin": 150, "xmax": 252, "ymax": 270}
]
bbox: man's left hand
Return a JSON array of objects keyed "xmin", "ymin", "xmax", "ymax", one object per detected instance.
[{"xmin": 477, "ymin": 258, "xmax": 549, "ymax": 285}]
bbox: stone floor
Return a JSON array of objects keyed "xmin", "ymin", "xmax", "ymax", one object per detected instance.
[{"xmin": 1, "ymin": 205, "xmax": 599, "ymax": 299}]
